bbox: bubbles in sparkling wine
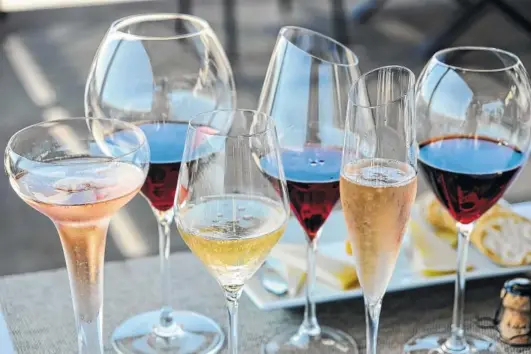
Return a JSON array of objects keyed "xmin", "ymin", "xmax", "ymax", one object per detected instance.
[{"xmin": 358, "ymin": 165, "xmax": 407, "ymax": 185}]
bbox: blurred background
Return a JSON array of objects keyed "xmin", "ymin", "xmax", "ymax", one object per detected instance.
[{"xmin": 1, "ymin": 0, "xmax": 531, "ymax": 276}]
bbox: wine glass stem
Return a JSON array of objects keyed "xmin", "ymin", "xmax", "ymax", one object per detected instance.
[
  {"xmin": 446, "ymin": 222, "xmax": 473, "ymax": 351},
  {"xmin": 300, "ymin": 231, "xmax": 321, "ymax": 336},
  {"xmin": 156, "ymin": 209, "xmax": 175, "ymax": 329},
  {"xmin": 77, "ymin": 315, "xmax": 103, "ymax": 354},
  {"xmin": 364, "ymin": 300, "xmax": 382, "ymax": 354},
  {"xmin": 58, "ymin": 221, "xmax": 108, "ymax": 354},
  {"xmin": 225, "ymin": 288, "xmax": 242, "ymax": 354}
]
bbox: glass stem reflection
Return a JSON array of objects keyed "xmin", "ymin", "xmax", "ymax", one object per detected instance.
[
  {"xmin": 154, "ymin": 209, "xmax": 177, "ymax": 334},
  {"xmin": 225, "ymin": 288, "xmax": 243, "ymax": 354},
  {"xmin": 365, "ymin": 300, "xmax": 381, "ymax": 354},
  {"xmin": 58, "ymin": 220, "xmax": 108, "ymax": 354},
  {"xmin": 300, "ymin": 231, "xmax": 321, "ymax": 337},
  {"xmin": 446, "ymin": 222, "xmax": 474, "ymax": 351}
]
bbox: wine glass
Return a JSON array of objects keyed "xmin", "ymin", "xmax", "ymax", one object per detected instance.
[
  {"xmin": 85, "ymin": 13, "xmax": 235, "ymax": 353},
  {"xmin": 403, "ymin": 47, "xmax": 531, "ymax": 353},
  {"xmin": 174, "ymin": 109, "xmax": 290, "ymax": 354},
  {"xmin": 4, "ymin": 118, "xmax": 150, "ymax": 353},
  {"xmin": 341, "ymin": 66, "xmax": 417, "ymax": 354},
  {"xmin": 258, "ymin": 26, "xmax": 360, "ymax": 353}
]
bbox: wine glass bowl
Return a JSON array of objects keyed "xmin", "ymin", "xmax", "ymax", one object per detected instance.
[
  {"xmin": 5, "ymin": 118, "xmax": 150, "ymax": 354},
  {"xmin": 175, "ymin": 109, "xmax": 290, "ymax": 354},
  {"xmin": 259, "ymin": 26, "xmax": 360, "ymax": 354},
  {"xmin": 85, "ymin": 13, "xmax": 234, "ymax": 354},
  {"xmin": 404, "ymin": 47, "xmax": 531, "ymax": 354}
]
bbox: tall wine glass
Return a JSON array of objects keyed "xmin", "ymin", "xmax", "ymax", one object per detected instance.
[
  {"xmin": 175, "ymin": 109, "xmax": 290, "ymax": 354},
  {"xmin": 5, "ymin": 118, "xmax": 150, "ymax": 353},
  {"xmin": 85, "ymin": 13, "xmax": 235, "ymax": 353},
  {"xmin": 341, "ymin": 66, "xmax": 417, "ymax": 354},
  {"xmin": 404, "ymin": 48, "xmax": 531, "ymax": 353},
  {"xmin": 259, "ymin": 26, "xmax": 360, "ymax": 353}
]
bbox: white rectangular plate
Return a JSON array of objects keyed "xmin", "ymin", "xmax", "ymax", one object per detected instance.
[{"xmin": 244, "ymin": 202, "xmax": 531, "ymax": 311}]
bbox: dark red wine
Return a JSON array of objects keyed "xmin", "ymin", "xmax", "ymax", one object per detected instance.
[
  {"xmin": 418, "ymin": 135, "xmax": 524, "ymax": 224},
  {"xmin": 138, "ymin": 121, "xmax": 187, "ymax": 212},
  {"xmin": 281, "ymin": 147, "xmax": 342, "ymax": 241}
]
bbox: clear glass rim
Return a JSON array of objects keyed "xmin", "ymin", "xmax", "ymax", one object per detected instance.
[
  {"xmin": 110, "ymin": 13, "xmax": 210, "ymax": 40},
  {"xmin": 348, "ymin": 65, "xmax": 416, "ymax": 109},
  {"xmin": 279, "ymin": 26, "xmax": 359, "ymax": 68},
  {"xmin": 5, "ymin": 117, "xmax": 148, "ymax": 166},
  {"xmin": 188, "ymin": 109, "xmax": 275, "ymax": 139},
  {"xmin": 432, "ymin": 46, "xmax": 522, "ymax": 73}
]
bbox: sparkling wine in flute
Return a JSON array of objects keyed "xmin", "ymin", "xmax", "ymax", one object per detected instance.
[
  {"xmin": 340, "ymin": 158, "xmax": 417, "ymax": 304},
  {"xmin": 12, "ymin": 158, "xmax": 145, "ymax": 320},
  {"xmin": 177, "ymin": 194, "xmax": 287, "ymax": 289}
]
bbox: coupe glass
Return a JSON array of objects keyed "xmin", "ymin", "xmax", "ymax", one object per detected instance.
[
  {"xmin": 85, "ymin": 13, "xmax": 235, "ymax": 353},
  {"xmin": 258, "ymin": 26, "xmax": 360, "ymax": 353},
  {"xmin": 4, "ymin": 118, "xmax": 150, "ymax": 353},
  {"xmin": 174, "ymin": 109, "xmax": 290, "ymax": 354},
  {"xmin": 404, "ymin": 47, "xmax": 531, "ymax": 354},
  {"xmin": 341, "ymin": 66, "xmax": 417, "ymax": 354}
]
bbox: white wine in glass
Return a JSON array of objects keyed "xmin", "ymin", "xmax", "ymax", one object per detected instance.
[{"xmin": 175, "ymin": 109, "xmax": 290, "ymax": 354}]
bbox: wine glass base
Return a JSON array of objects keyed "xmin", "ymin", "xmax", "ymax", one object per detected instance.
[
  {"xmin": 262, "ymin": 326, "xmax": 359, "ymax": 353},
  {"xmin": 403, "ymin": 331, "xmax": 503, "ymax": 354},
  {"xmin": 112, "ymin": 310, "xmax": 225, "ymax": 354}
]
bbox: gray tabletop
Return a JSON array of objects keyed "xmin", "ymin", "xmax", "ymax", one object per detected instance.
[{"xmin": 0, "ymin": 252, "xmax": 528, "ymax": 353}]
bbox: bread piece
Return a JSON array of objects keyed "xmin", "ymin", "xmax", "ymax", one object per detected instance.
[
  {"xmin": 425, "ymin": 197, "xmax": 457, "ymax": 234},
  {"xmin": 471, "ymin": 211, "xmax": 531, "ymax": 266}
]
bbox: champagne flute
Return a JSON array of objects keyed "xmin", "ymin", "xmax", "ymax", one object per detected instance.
[
  {"xmin": 259, "ymin": 26, "xmax": 360, "ymax": 354},
  {"xmin": 85, "ymin": 13, "xmax": 235, "ymax": 353},
  {"xmin": 341, "ymin": 66, "xmax": 417, "ymax": 354},
  {"xmin": 404, "ymin": 47, "xmax": 531, "ymax": 354},
  {"xmin": 175, "ymin": 109, "xmax": 290, "ymax": 354},
  {"xmin": 4, "ymin": 118, "xmax": 150, "ymax": 353}
]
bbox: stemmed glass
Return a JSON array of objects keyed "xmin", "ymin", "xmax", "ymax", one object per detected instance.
[
  {"xmin": 85, "ymin": 13, "xmax": 235, "ymax": 353},
  {"xmin": 341, "ymin": 66, "xmax": 417, "ymax": 354},
  {"xmin": 404, "ymin": 47, "xmax": 531, "ymax": 353},
  {"xmin": 4, "ymin": 118, "xmax": 150, "ymax": 353},
  {"xmin": 259, "ymin": 26, "xmax": 360, "ymax": 353},
  {"xmin": 174, "ymin": 109, "xmax": 290, "ymax": 354}
]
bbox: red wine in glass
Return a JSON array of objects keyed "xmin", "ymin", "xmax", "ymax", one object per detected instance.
[
  {"xmin": 281, "ymin": 147, "xmax": 342, "ymax": 241},
  {"xmin": 138, "ymin": 121, "xmax": 188, "ymax": 212},
  {"xmin": 418, "ymin": 135, "xmax": 525, "ymax": 224}
]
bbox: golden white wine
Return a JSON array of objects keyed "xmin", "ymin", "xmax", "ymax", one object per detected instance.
[
  {"xmin": 341, "ymin": 158, "xmax": 417, "ymax": 304},
  {"xmin": 177, "ymin": 195, "xmax": 287, "ymax": 290}
]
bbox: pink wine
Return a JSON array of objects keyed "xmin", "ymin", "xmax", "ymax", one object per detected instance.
[{"xmin": 12, "ymin": 158, "xmax": 145, "ymax": 320}]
